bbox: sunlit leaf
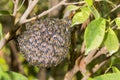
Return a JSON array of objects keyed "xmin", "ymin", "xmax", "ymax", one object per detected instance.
[
  {"xmin": 115, "ymin": 17, "xmax": 120, "ymax": 29},
  {"xmin": 1, "ymin": 71, "xmax": 28, "ymax": 80},
  {"xmin": 90, "ymin": 6, "xmax": 100, "ymax": 18},
  {"xmin": 0, "ymin": 57, "xmax": 9, "ymax": 71},
  {"xmin": 84, "ymin": 0, "xmax": 93, "ymax": 6},
  {"xmin": 0, "ymin": 23, "xmax": 3, "ymax": 39},
  {"xmin": 72, "ymin": 6, "xmax": 91, "ymax": 26},
  {"xmin": 85, "ymin": 0, "xmax": 100, "ymax": 18},
  {"xmin": 6, "ymin": 71, "xmax": 28, "ymax": 80},
  {"xmin": 92, "ymin": 73, "xmax": 120, "ymax": 80},
  {"xmin": 84, "ymin": 18, "xmax": 106, "ymax": 55},
  {"xmin": 112, "ymin": 66, "xmax": 120, "ymax": 73},
  {"xmin": 66, "ymin": 5, "xmax": 79, "ymax": 12},
  {"xmin": 1, "ymin": 72, "xmax": 11, "ymax": 80},
  {"xmin": 0, "ymin": 66, "xmax": 3, "ymax": 79},
  {"xmin": 104, "ymin": 28, "xmax": 119, "ymax": 55},
  {"xmin": 88, "ymin": 78, "xmax": 94, "ymax": 80}
]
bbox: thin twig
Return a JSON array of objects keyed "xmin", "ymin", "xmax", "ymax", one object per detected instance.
[
  {"xmin": 104, "ymin": 3, "xmax": 120, "ymax": 17},
  {"xmin": 17, "ymin": 0, "xmax": 25, "ymax": 11},
  {"xmin": 13, "ymin": 0, "xmax": 19, "ymax": 16},
  {"xmin": 63, "ymin": 1, "xmax": 85, "ymax": 5},
  {"xmin": 92, "ymin": 47, "xmax": 108, "ymax": 60},
  {"xmin": 85, "ymin": 49, "xmax": 98, "ymax": 64},
  {"xmin": 110, "ymin": 3, "xmax": 120, "ymax": 13},
  {"xmin": 19, "ymin": 0, "xmax": 39, "ymax": 24},
  {"xmin": 23, "ymin": 0, "xmax": 105, "ymax": 23},
  {"xmin": 92, "ymin": 60, "xmax": 107, "ymax": 73},
  {"xmin": 23, "ymin": 0, "xmax": 67, "ymax": 23}
]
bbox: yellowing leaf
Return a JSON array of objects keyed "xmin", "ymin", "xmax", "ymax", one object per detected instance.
[
  {"xmin": 90, "ymin": 6, "xmax": 100, "ymax": 18},
  {"xmin": 66, "ymin": 5, "xmax": 79, "ymax": 12},
  {"xmin": 93, "ymin": 73, "xmax": 120, "ymax": 80},
  {"xmin": 0, "ymin": 23, "xmax": 3, "ymax": 39},
  {"xmin": 85, "ymin": 0, "xmax": 93, "ymax": 6},
  {"xmin": 115, "ymin": 17, "xmax": 120, "ymax": 29},
  {"xmin": 112, "ymin": 66, "xmax": 120, "ymax": 73},
  {"xmin": 72, "ymin": 6, "xmax": 90, "ymax": 26},
  {"xmin": 85, "ymin": 0, "xmax": 100, "ymax": 18},
  {"xmin": 104, "ymin": 28, "xmax": 119, "ymax": 55},
  {"xmin": 84, "ymin": 18, "xmax": 106, "ymax": 55}
]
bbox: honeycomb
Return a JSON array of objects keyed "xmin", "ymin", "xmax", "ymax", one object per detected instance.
[{"xmin": 16, "ymin": 18, "xmax": 71, "ymax": 68}]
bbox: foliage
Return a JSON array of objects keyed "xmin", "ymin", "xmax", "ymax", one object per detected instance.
[
  {"xmin": 84, "ymin": 18, "xmax": 106, "ymax": 54},
  {"xmin": 72, "ymin": 0, "xmax": 119, "ymax": 55},
  {"xmin": 0, "ymin": 66, "xmax": 28, "ymax": 80},
  {"xmin": 89, "ymin": 67, "xmax": 120, "ymax": 80},
  {"xmin": 0, "ymin": 0, "xmax": 120, "ymax": 80}
]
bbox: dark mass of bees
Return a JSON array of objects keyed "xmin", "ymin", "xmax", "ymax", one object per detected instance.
[{"xmin": 16, "ymin": 18, "xmax": 72, "ymax": 68}]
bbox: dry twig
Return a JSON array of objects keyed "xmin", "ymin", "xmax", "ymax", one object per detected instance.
[
  {"xmin": 19, "ymin": 0, "xmax": 39, "ymax": 24},
  {"xmin": 104, "ymin": 3, "xmax": 120, "ymax": 17},
  {"xmin": 13, "ymin": 0, "xmax": 19, "ymax": 16},
  {"xmin": 24, "ymin": 0, "xmax": 67, "ymax": 23}
]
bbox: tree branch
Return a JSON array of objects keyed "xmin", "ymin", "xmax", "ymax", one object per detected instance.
[
  {"xmin": 19, "ymin": 0, "xmax": 39, "ymax": 24},
  {"xmin": 92, "ymin": 60, "xmax": 107, "ymax": 73},
  {"xmin": 64, "ymin": 57, "xmax": 80, "ymax": 80},
  {"xmin": 13, "ymin": 0, "xmax": 19, "ymax": 16},
  {"xmin": 23, "ymin": 0, "xmax": 67, "ymax": 23}
]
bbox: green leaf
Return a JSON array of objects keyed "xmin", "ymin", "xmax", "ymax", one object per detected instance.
[
  {"xmin": 0, "ymin": 65, "xmax": 28, "ymax": 80},
  {"xmin": 84, "ymin": 18, "xmax": 106, "ymax": 55},
  {"xmin": 0, "ymin": 66, "xmax": 3, "ymax": 80},
  {"xmin": 112, "ymin": 66, "xmax": 120, "ymax": 73},
  {"xmin": 93, "ymin": 73, "xmax": 120, "ymax": 80},
  {"xmin": 88, "ymin": 78, "xmax": 94, "ymax": 80},
  {"xmin": 6, "ymin": 71, "xmax": 28, "ymax": 80},
  {"xmin": 72, "ymin": 6, "xmax": 91, "ymax": 26},
  {"xmin": 0, "ymin": 57, "xmax": 9, "ymax": 71},
  {"xmin": 104, "ymin": 28, "xmax": 119, "ymax": 55},
  {"xmin": 0, "ymin": 23, "xmax": 3, "ymax": 39},
  {"xmin": 90, "ymin": 6, "xmax": 100, "ymax": 18},
  {"xmin": 115, "ymin": 17, "xmax": 120, "ymax": 29},
  {"xmin": 66, "ymin": 5, "xmax": 79, "ymax": 12},
  {"xmin": 85, "ymin": 0, "xmax": 100, "ymax": 18},
  {"xmin": 0, "ymin": 10, "xmax": 10, "ymax": 16},
  {"xmin": 84, "ymin": 0, "xmax": 93, "ymax": 6}
]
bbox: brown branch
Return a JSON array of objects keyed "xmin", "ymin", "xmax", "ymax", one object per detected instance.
[
  {"xmin": 64, "ymin": 46, "xmax": 109, "ymax": 80},
  {"xmin": 84, "ymin": 49, "xmax": 98, "ymax": 64},
  {"xmin": 92, "ymin": 47, "xmax": 108, "ymax": 60},
  {"xmin": 64, "ymin": 65, "xmax": 79, "ymax": 80},
  {"xmin": 64, "ymin": 57, "xmax": 80, "ymax": 80},
  {"xmin": 92, "ymin": 60, "xmax": 107, "ymax": 73},
  {"xmin": 9, "ymin": 40, "xmax": 25, "ymax": 74},
  {"xmin": 38, "ymin": 68, "xmax": 47, "ymax": 80},
  {"xmin": 80, "ymin": 41, "xmax": 85, "ymax": 54}
]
